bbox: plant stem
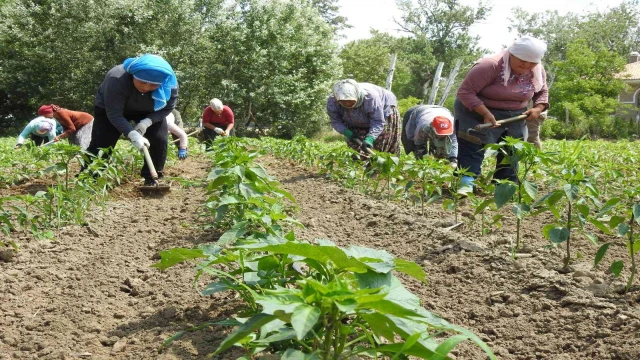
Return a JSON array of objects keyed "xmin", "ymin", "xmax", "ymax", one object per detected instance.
[
  {"xmin": 516, "ymin": 182, "xmax": 523, "ymax": 250},
  {"xmin": 627, "ymin": 213, "xmax": 636, "ymax": 293},
  {"xmin": 344, "ymin": 334, "xmax": 368, "ymax": 349},
  {"xmin": 564, "ymin": 201, "xmax": 572, "ymax": 268}
]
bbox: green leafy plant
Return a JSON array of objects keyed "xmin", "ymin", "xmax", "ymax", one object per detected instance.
[
  {"xmin": 155, "ymin": 238, "xmax": 496, "ymax": 360},
  {"xmin": 594, "ymin": 188, "xmax": 640, "ymax": 293}
]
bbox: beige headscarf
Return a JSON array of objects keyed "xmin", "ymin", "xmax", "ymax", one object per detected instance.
[
  {"xmin": 502, "ymin": 36, "xmax": 547, "ymax": 92},
  {"xmin": 332, "ymin": 79, "xmax": 367, "ymax": 108}
]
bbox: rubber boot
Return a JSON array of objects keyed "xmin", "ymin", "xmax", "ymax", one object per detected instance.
[{"xmin": 460, "ymin": 175, "xmax": 475, "ymax": 194}]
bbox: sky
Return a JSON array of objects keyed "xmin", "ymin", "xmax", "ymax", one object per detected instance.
[{"xmin": 336, "ymin": 0, "xmax": 626, "ymax": 52}]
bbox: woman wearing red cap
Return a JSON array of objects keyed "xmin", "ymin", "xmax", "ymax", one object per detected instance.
[
  {"xmin": 13, "ymin": 105, "xmax": 63, "ymax": 149},
  {"xmin": 401, "ymin": 105, "xmax": 458, "ymax": 167},
  {"xmin": 47, "ymin": 105, "xmax": 94, "ymax": 150}
]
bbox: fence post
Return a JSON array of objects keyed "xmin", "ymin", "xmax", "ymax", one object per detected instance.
[
  {"xmin": 427, "ymin": 62, "xmax": 444, "ymax": 105},
  {"xmin": 438, "ymin": 59, "xmax": 462, "ymax": 106},
  {"xmin": 385, "ymin": 53, "xmax": 397, "ymax": 91}
]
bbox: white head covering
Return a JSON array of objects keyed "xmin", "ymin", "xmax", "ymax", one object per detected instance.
[
  {"xmin": 37, "ymin": 120, "xmax": 53, "ymax": 133},
  {"xmin": 502, "ymin": 36, "xmax": 547, "ymax": 92},
  {"xmin": 332, "ymin": 79, "xmax": 366, "ymax": 108},
  {"xmin": 509, "ymin": 36, "xmax": 547, "ymax": 63},
  {"xmin": 210, "ymin": 98, "xmax": 223, "ymax": 111}
]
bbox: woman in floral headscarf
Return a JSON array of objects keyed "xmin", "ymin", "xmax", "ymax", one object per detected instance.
[
  {"xmin": 327, "ymin": 79, "xmax": 400, "ymax": 156},
  {"xmin": 84, "ymin": 54, "xmax": 178, "ymax": 185},
  {"xmin": 455, "ymin": 36, "xmax": 549, "ymax": 191},
  {"xmin": 13, "ymin": 105, "xmax": 62, "ymax": 149}
]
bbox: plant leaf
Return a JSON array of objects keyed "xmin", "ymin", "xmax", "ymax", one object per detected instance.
[
  {"xmin": 610, "ymin": 260, "xmax": 624, "ymax": 277},
  {"xmin": 588, "ymin": 218, "xmax": 611, "ymax": 235},
  {"xmin": 291, "ymin": 305, "xmax": 321, "ymax": 340},
  {"xmin": 218, "ymin": 221, "xmax": 249, "ymax": 245},
  {"xmin": 594, "ymin": 243, "xmax": 610, "ymax": 267},
  {"xmin": 213, "ymin": 313, "xmax": 277, "ymax": 355},
  {"xmin": 617, "ymin": 223, "xmax": 630, "ymax": 236},
  {"xmin": 394, "ymin": 258, "xmax": 428, "ymax": 284},
  {"xmin": 201, "ymin": 281, "xmax": 231, "ymax": 296},
  {"xmin": 584, "ymin": 232, "xmax": 598, "ymax": 246},
  {"xmin": 152, "ymin": 248, "xmax": 205, "ymax": 270},
  {"xmin": 598, "ymin": 198, "xmax": 621, "ymax": 217},
  {"xmin": 430, "ymin": 334, "xmax": 471, "ymax": 360},
  {"xmin": 494, "ymin": 183, "xmax": 516, "ymax": 208},
  {"xmin": 523, "ymin": 180, "xmax": 538, "ymax": 200},
  {"xmin": 564, "ymin": 183, "xmax": 579, "ymax": 202},
  {"xmin": 547, "ymin": 227, "xmax": 570, "ymax": 244},
  {"xmin": 474, "ymin": 198, "xmax": 494, "ymax": 215},
  {"xmin": 633, "ymin": 204, "xmax": 640, "ymax": 225},
  {"xmin": 609, "ymin": 215, "xmax": 626, "ymax": 229},
  {"xmin": 627, "ymin": 240, "xmax": 640, "ymax": 255}
]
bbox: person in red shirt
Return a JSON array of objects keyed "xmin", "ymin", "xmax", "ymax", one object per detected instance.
[
  {"xmin": 201, "ymin": 98, "xmax": 234, "ymax": 149},
  {"xmin": 48, "ymin": 104, "xmax": 94, "ymax": 150}
]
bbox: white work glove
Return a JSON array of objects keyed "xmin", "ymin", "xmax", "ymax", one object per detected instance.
[
  {"xmin": 134, "ymin": 118, "xmax": 153, "ymax": 135},
  {"xmin": 214, "ymin": 127, "xmax": 225, "ymax": 135},
  {"xmin": 127, "ymin": 130, "xmax": 150, "ymax": 151}
]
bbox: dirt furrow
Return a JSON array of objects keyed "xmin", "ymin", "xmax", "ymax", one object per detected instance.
[{"xmin": 260, "ymin": 156, "xmax": 640, "ymax": 360}]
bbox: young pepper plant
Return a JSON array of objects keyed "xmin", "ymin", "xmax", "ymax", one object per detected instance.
[
  {"xmin": 594, "ymin": 188, "xmax": 640, "ymax": 293},
  {"xmin": 486, "ymin": 137, "xmax": 549, "ymax": 251},
  {"xmin": 201, "ymin": 240, "xmax": 495, "ymax": 360},
  {"xmin": 537, "ymin": 141, "xmax": 601, "ymax": 268}
]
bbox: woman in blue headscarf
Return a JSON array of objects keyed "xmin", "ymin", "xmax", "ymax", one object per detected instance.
[{"xmin": 84, "ymin": 54, "xmax": 178, "ymax": 185}]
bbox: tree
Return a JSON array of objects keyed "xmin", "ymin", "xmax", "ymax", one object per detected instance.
[
  {"xmin": 395, "ymin": 0, "xmax": 490, "ymax": 63},
  {"xmin": 510, "ymin": 0, "xmax": 640, "ymax": 75},
  {"xmin": 0, "ymin": 0, "xmax": 340, "ymax": 137},
  {"xmin": 394, "ymin": 0, "xmax": 491, "ymax": 98},
  {"xmin": 0, "ymin": 0, "xmax": 219, "ymax": 127},
  {"xmin": 306, "ymin": 0, "xmax": 349, "ymax": 32},
  {"xmin": 550, "ymin": 40, "xmax": 627, "ymax": 134},
  {"xmin": 192, "ymin": 0, "xmax": 341, "ymax": 137}
]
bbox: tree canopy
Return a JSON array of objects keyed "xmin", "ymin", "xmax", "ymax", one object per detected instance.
[{"xmin": 0, "ymin": 0, "xmax": 340, "ymax": 137}]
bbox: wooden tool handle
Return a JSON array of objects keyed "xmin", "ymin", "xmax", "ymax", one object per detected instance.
[
  {"xmin": 141, "ymin": 146, "xmax": 158, "ymax": 180},
  {"xmin": 171, "ymin": 128, "xmax": 202, "ymax": 144},
  {"xmin": 352, "ymin": 138, "xmax": 375, "ymax": 155},
  {"xmin": 473, "ymin": 114, "xmax": 528, "ymax": 131}
]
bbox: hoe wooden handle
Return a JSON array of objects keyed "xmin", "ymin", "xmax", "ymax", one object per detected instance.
[
  {"xmin": 473, "ymin": 114, "xmax": 528, "ymax": 131},
  {"xmin": 141, "ymin": 146, "xmax": 158, "ymax": 180}
]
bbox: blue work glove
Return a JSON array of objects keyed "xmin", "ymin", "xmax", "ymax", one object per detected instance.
[
  {"xmin": 362, "ymin": 135, "xmax": 374, "ymax": 151},
  {"xmin": 343, "ymin": 129, "xmax": 353, "ymax": 141},
  {"xmin": 178, "ymin": 148, "xmax": 188, "ymax": 160}
]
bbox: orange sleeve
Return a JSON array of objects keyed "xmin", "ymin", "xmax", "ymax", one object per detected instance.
[{"xmin": 55, "ymin": 110, "xmax": 76, "ymax": 139}]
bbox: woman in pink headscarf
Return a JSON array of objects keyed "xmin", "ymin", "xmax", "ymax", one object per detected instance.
[{"xmin": 455, "ymin": 36, "xmax": 549, "ymax": 190}]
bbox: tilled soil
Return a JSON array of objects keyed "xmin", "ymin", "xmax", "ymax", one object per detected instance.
[
  {"xmin": 0, "ymin": 157, "xmax": 238, "ymax": 360},
  {"xmin": 1, "ymin": 154, "xmax": 639, "ymax": 360},
  {"xmin": 259, "ymin": 157, "xmax": 640, "ymax": 360}
]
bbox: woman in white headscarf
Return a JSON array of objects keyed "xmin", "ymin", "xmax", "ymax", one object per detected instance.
[
  {"xmin": 455, "ymin": 36, "xmax": 549, "ymax": 190},
  {"xmin": 327, "ymin": 79, "xmax": 400, "ymax": 156}
]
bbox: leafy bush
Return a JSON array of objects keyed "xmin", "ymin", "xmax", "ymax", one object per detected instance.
[
  {"xmin": 540, "ymin": 118, "xmax": 570, "ymax": 140},
  {"xmin": 397, "ymin": 96, "xmax": 421, "ymax": 115}
]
